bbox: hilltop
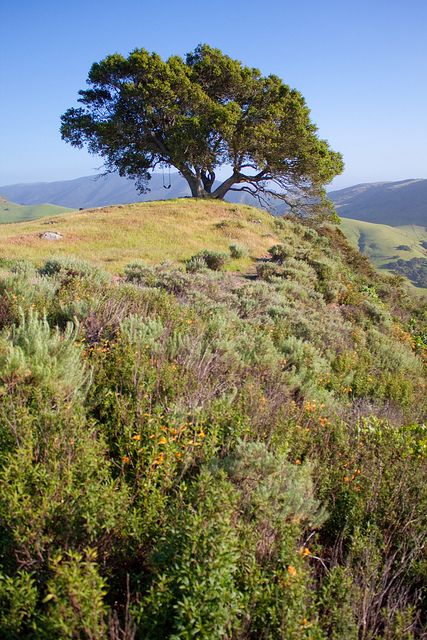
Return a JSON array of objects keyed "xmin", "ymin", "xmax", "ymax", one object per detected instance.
[
  {"xmin": 0, "ymin": 199, "xmax": 279, "ymax": 271},
  {"xmin": 1, "ymin": 198, "xmax": 425, "ymax": 292}
]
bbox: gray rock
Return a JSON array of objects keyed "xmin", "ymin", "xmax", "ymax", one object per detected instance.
[{"xmin": 40, "ymin": 231, "xmax": 63, "ymax": 240}]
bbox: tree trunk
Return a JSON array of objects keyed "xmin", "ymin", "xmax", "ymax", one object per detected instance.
[
  {"xmin": 180, "ymin": 167, "xmax": 240, "ymax": 200},
  {"xmin": 181, "ymin": 171, "xmax": 213, "ymax": 198}
]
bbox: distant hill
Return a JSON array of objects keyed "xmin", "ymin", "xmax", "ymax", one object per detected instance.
[
  {"xmin": 2, "ymin": 175, "xmax": 426, "ymax": 227},
  {"xmin": 0, "ymin": 172, "xmax": 254, "ymax": 210},
  {"xmin": 0, "ymin": 196, "xmax": 72, "ymax": 224},
  {"xmin": 329, "ymin": 179, "xmax": 427, "ymax": 226}
]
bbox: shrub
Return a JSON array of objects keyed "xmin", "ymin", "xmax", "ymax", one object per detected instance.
[
  {"xmin": 186, "ymin": 250, "xmax": 228, "ymax": 271},
  {"xmin": 38, "ymin": 550, "xmax": 108, "ymax": 639},
  {"xmin": 135, "ymin": 469, "xmax": 242, "ymax": 639},
  {"xmin": 0, "ymin": 308, "xmax": 89, "ymax": 403},
  {"xmin": 0, "ymin": 215, "xmax": 425, "ymax": 638},
  {"xmin": 185, "ymin": 255, "xmax": 209, "ymax": 273},
  {"xmin": 0, "ymin": 571, "xmax": 38, "ymax": 639},
  {"xmin": 268, "ymin": 243, "xmax": 292, "ymax": 263},
  {"xmin": 229, "ymin": 243, "xmax": 248, "ymax": 259},
  {"xmin": 39, "ymin": 256, "xmax": 110, "ymax": 285}
]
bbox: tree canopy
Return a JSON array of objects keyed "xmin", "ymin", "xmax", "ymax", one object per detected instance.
[{"xmin": 61, "ymin": 44, "xmax": 344, "ymax": 216}]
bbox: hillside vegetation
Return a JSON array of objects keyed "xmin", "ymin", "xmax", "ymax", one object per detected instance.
[
  {"xmin": 0, "ymin": 197, "xmax": 72, "ymax": 224},
  {"xmin": 0, "ymin": 201, "xmax": 426, "ymax": 639}
]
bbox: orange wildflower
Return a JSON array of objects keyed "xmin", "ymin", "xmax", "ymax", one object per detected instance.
[
  {"xmin": 132, "ymin": 434, "xmax": 141, "ymax": 441},
  {"xmin": 299, "ymin": 547, "xmax": 311, "ymax": 557},
  {"xmin": 153, "ymin": 453, "xmax": 165, "ymax": 466},
  {"xmin": 287, "ymin": 565, "xmax": 297, "ymax": 577},
  {"xmin": 158, "ymin": 436, "xmax": 168, "ymax": 445},
  {"xmin": 122, "ymin": 455, "xmax": 130, "ymax": 464}
]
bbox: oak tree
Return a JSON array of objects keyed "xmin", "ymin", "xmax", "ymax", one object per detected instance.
[{"xmin": 61, "ymin": 44, "xmax": 343, "ymax": 216}]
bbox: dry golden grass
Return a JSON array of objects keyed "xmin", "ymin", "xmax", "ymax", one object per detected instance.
[{"xmin": 0, "ymin": 199, "xmax": 280, "ymax": 272}]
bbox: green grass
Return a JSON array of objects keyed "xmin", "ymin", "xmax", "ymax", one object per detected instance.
[
  {"xmin": 0, "ymin": 199, "xmax": 279, "ymax": 272},
  {"xmin": 340, "ymin": 217, "xmax": 427, "ymax": 291},
  {"xmin": 0, "ymin": 197, "xmax": 72, "ymax": 224},
  {"xmin": 340, "ymin": 218, "xmax": 426, "ymax": 264}
]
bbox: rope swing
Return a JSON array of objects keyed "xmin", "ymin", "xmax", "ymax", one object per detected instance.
[{"xmin": 162, "ymin": 164, "xmax": 171, "ymax": 190}]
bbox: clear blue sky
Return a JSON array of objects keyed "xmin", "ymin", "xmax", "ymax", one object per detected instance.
[{"xmin": 1, "ymin": 0, "xmax": 426, "ymax": 189}]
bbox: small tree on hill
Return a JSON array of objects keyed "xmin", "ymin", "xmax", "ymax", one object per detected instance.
[{"xmin": 61, "ymin": 44, "xmax": 344, "ymax": 217}]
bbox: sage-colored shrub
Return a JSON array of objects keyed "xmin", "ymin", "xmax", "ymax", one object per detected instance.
[
  {"xmin": 229, "ymin": 243, "xmax": 248, "ymax": 259},
  {"xmin": 187, "ymin": 250, "xmax": 228, "ymax": 271}
]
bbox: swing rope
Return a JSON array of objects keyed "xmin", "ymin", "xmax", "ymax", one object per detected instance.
[{"xmin": 162, "ymin": 164, "xmax": 171, "ymax": 190}]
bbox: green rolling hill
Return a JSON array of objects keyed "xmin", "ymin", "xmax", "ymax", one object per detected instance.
[
  {"xmin": 340, "ymin": 218, "xmax": 427, "ymax": 290},
  {"xmin": 0, "ymin": 196, "xmax": 72, "ymax": 224}
]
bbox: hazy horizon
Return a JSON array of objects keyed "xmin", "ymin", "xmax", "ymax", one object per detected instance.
[{"xmin": 0, "ymin": 171, "xmax": 426, "ymax": 193}]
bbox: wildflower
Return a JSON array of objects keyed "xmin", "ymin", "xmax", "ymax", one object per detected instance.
[
  {"xmin": 287, "ymin": 565, "xmax": 297, "ymax": 577},
  {"xmin": 132, "ymin": 434, "xmax": 141, "ymax": 441},
  {"xmin": 153, "ymin": 453, "xmax": 165, "ymax": 466},
  {"xmin": 295, "ymin": 459, "xmax": 301, "ymax": 465},
  {"xmin": 122, "ymin": 455, "xmax": 130, "ymax": 464},
  {"xmin": 343, "ymin": 475, "xmax": 350, "ymax": 483},
  {"xmin": 198, "ymin": 430, "xmax": 206, "ymax": 438},
  {"xmin": 299, "ymin": 547, "xmax": 311, "ymax": 557},
  {"xmin": 158, "ymin": 436, "xmax": 168, "ymax": 445}
]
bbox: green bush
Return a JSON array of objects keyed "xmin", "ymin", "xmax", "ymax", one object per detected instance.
[
  {"xmin": 39, "ymin": 256, "xmax": 110, "ymax": 284},
  {"xmin": 0, "ymin": 308, "xmax": 88, "ymax": 403},
  {"xmin": 229, "ymin": 243, "xmax": 248, "ymax": 259},
  {"xmin": 185, "ymin": 254, "xmax": 209, "ymax": 273},
  {"xmin": 186, "ymin": 250, "xmax": 228, "ymax": 271},
  {"xmin": 0, "ymin": 571, "xmax": 37, "ymax": 639},
  {"xmin": 38, "ymin": 550, "xmax": 108, "ymax": 639}
]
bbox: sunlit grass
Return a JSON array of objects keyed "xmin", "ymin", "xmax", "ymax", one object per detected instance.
[{"xmin": 0, "ymin": 199, "xmax": 278, "ymax": 272}]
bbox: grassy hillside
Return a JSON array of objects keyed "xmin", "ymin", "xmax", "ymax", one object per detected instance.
[
  {"xmin": 0, "ymin": 200, "xmax": 426, "ymax": 638},
  {"xmin": 340, "ymin": 218, "xmax": 426, "ymax": 264},
  {"xmin": 341, "ymin": 217, "xmax": 427, "ymax": 290},
  {"xmin": 0, "ymin": 199, "xmax": 280, "ymax": 271},
  {"xmin": 0, "ymin": 196, "xmax": 72, "ymax": 224}
]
